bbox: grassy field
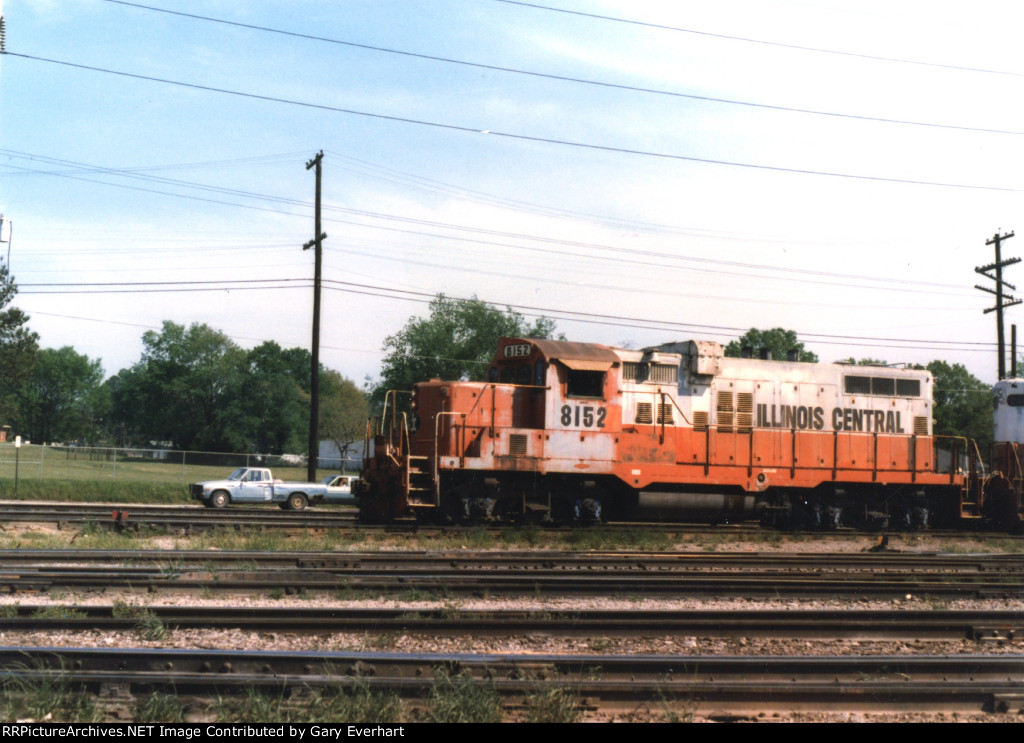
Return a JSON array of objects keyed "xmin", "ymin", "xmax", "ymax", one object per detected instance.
[{"xmin": 0, "ymin": 444, "xmax": 350, "ymax": 503}]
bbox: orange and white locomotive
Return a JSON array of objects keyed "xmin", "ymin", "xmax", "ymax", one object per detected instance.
[{"xmin": 360, "ymin": 337, "xmax": 1013, "ymax": 529}]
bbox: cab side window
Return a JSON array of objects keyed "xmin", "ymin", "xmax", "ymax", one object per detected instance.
[{"xmin": 567, "ymin": 370, "xmax": 605, "ymax": 399}]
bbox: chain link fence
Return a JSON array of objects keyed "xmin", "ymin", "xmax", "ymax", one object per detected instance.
[{"xmin": 0, "ymin": 443, "xmax": 360, "ymax": 485}]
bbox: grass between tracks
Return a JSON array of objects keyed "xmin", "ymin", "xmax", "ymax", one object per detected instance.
[
  {"xmin": 0, "ymin": 669, "xmax": 635, "ymax": 723},
  {"xmin": 2, "ymin": 518, "xmax": 1023, "ymax": 554}
]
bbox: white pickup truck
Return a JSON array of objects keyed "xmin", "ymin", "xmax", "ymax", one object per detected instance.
[
  {"xmin": 321, "ymin": 474, "xmax": 356, "ymax": 505},
  {"xmin": 190, "ymin": 467, "xmax": 332, "ymax": 510}
]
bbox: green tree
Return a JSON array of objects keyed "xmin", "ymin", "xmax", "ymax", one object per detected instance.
[
  {"xmin": 109, "ymin": 321, "xmax": 247, "ymax": 451},
  {"xmin": 237, "ymin": 341, "xmax": 312, "ymax": 455},
  {"xmin": 15, "ymin": 346, "xmax": 106, "ymax": 444},
  {"xmin": 0, "ymin": 261, "xmax": 39, "ymax": 425},
  {"xmin": 925, "ymin": 360, "xmax": 992, "ymax": 451},
  {"xmin": 835, "ymin": 357, "xmax": 889, "ymax": 366},
  {"xmin": 372, "ymin": 295, "xmax": 558, "ymax": 408},
  {"xmin": 319, "ymin": 369, "xmax": 369, "ymax": 470},
  {"xmin": 724, "ymin": 328, "xmax": 818, "ymax": 363}
]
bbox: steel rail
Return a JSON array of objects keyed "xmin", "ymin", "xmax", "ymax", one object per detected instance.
[
  {"xmin": 3, "ymin": 547, "xmax": 1023, "ymax": 570},
  {"xmin": 0, "ymin": 503, "xmax": 360, "ymax": 530},
  {"xmin": 1, "ymin": 550, "xmax": 1021, "ymax": 597},
  {"xmin": 2, "ymin": 567, "xmax": 1022, "ymax": 598},
  {"xmin": 1, "ymin": 647, "xmax": 1021, "ymax": 717},
  {"xmin": 4, "ymin": 605, "xmax": 1023, "ymax": 641},
  {"xmin": 3, "ymin": 501, "xmax": 1021, "ymax": 538}
]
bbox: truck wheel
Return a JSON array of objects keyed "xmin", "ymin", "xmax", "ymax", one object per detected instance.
[
  {"xmin": 287, "ymin": 493, "xmax": 308, "ymax": 511},
  {"xmin": 210, "ymin": 491, "xmax": 229, "ymax": 509}
]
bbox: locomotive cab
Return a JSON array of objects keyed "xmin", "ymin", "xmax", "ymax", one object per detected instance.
[{"xmin": 478, "ymin": 338, "xmax": 625, "ymax": 520}]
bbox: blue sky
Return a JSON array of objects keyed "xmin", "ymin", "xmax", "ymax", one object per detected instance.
[{"xmin": 2, "ymin": 0, "xmax": 1023, "ymax": 388}]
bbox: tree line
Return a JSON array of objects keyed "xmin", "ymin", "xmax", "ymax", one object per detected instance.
[
  {"xmin": 0, "ymin": 265, "xmax": 367, "ymax": 456},
  {"xmin": 0, "ymin": 263, "xmax": 996, "ymax": 455}
]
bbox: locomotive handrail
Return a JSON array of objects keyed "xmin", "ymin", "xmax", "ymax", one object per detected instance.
[
  {"xmin": 1010, "ymin": 443, "xmax": 1024, "ymax": 508},
  {"xmin": 434, "ymin": 411, "xmax": 467, "ymax": 501},
  {"xmin": 483, "ymin": 382, "xmax": 551, "ymax": 438},
  {"xmin": 379, "ymin": 389, "xmax": 412, "ymax": 438},
  {"xmin": 488, "ymin": 382, "xmax": 550, "ymax": 390},
  {"xmin": 652, "ymin": 388, "xmax": 692, "ymax": 426},
  {"xmin": 363, "ymin": 416, "xmax": 374, "ymax": 468},
  {"xmin": 970, "ymin": 439, "xmax": 987, "ymax": 478},
  {"xmin": 383, "ymin": 415, "xmax": 411, "ymax": 471},
  {"xmin": 379, "ymin": 390, "xmax": 393, "ymax": 437},
  {"xmin": 659, "ymin": 391, "xmax": 666, "ymax": 445},
  {"xmin": 691, "ymin": 424, "xmax": 959, "ymax": 482},
  {"xmin": 458, "ymin": 383, "xmax": 550, "ymax": 422},
  {"xmin": 401, "ymin": 412, "xmax": 410, "ymax": 459}
]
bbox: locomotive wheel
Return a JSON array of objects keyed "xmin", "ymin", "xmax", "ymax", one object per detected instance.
[
  {"xmin": 576, "ymin": 496, "xmax": 605, "ymax": 522},
  {"xmin": 286, "ymin": 493, "xmax": 308, "ymax": 511},
  {"xmin": 210, "ymin": 491, "xmax": 229, "ymax": 509}
]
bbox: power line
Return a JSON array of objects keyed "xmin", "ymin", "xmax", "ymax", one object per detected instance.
[
  {"xmin": 23, "ymin": 306, "xmax": 1005, "ymax": 377},
  {"xmin": 316, "ymin": 280, "xmax": 1000, "ymax": 354},
  {"xmin": 3, "ymin": 147, "xmax": 831, "ymax": 247},
  {"xmin": 494, "ymin": 0, "xmax": 1024, "ymax": 79},
  {"xmin": 0, "ymin": 150, "xmax": 978, "ymax": 297},
  {"xmin": 103, "ymin": 0, "xmax": 1024, "ymax": 137},
  {"xmin": 13, "ymin": 274, "xmax": 997, "ymax": 350},
  {"xmin": 24, "ymin": 309, "xmax": 378, "ymax": 359},
  {"xmin": 18, "ymin": 278, "xmax": 311, "ymax": 294},
  {"xmin": 6, "ymin": 52, "xmax": 1023, "ymax": 193}
]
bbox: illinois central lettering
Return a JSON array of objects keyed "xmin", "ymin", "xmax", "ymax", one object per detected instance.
[
  {"xmin": 756, "ymin": 404, "xmax": 825, "ymax": 430},
  {"xmin": 830, "ymin": 407, "xmax": 904, "ymax": 433},
  {"xmin": 755, "ymin": 404, "xmax": 904, "ymax": 433}
]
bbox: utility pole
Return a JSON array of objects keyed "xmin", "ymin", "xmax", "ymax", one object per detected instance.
[
  {"xmin": 304, "ymin": 151, "xmax": 326, "ymax": 482},
  {"xmin": 0, "ymin": 214, "xmax": 11, "ymax": 267},
  {"xmin": 975, "ymin": 230, "xmax": 1019, "ymax": 380}
]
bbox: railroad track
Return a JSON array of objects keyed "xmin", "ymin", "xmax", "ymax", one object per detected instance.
[
  {"xmin": 2, "ymin": 646, "xmax": 1020, "ymax": 720},
  {"xmin": 2, "ymin": 549, "xmax": 1022, "ymax": 598},
  {"xmin": 4, "ymin": 605, "xmax": 1023, "ymax": 641},
  {"xmin": 5, "ymin": 547, "xmax": 1024, "ymax": 570},
  {"xmin": 3, "ymin": 501, "xmax": 1020, "ymax": 539},
  {"xmin": 0, "ymin": 502, "xmax": 362, "ymax": 531}
]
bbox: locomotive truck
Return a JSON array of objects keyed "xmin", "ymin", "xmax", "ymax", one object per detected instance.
[{"xmin": 357, "ymin": 337, "xmax": 1022, "ymax": 530}]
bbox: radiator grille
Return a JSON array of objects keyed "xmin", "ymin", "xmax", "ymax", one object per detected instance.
[
  {"xmin": 509, "ymin": 434, "xmax": 528, "ymax": 456},
  {"xmin": 649, "ymin": 364, "xmax": 678, "ymax": 383},
  {"xmin": 657, "ymin": 403, "xmax": 674, "ymax": 424},
  {"xmin": 635, "ymin": 402, "xmax": 653, "ymax": 424},
  {"xmin": 716, "ymin": 391, "xmax": 734, "ymax": 432},
  {"xmin": 737, "ymin": 392, "xmax": 754, "ymax": 431}
]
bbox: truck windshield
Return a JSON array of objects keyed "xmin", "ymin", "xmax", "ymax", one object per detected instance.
[{"xmin": 227, "ymin": 468, "xmax": 247, "ymax": 481}]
